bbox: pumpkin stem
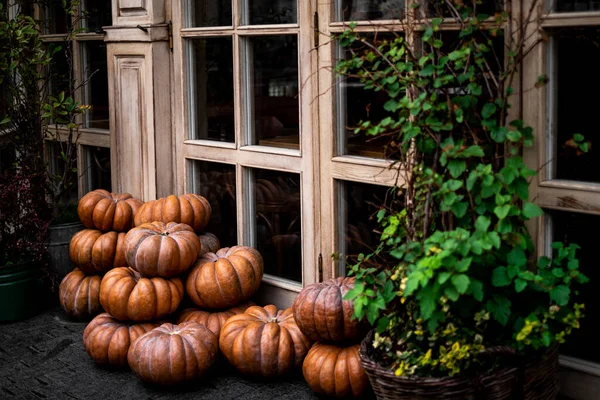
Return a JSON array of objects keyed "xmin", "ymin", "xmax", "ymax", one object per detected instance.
[
  {"xmin": 161, "ymin": 231, "xmax": 169, "ymax": 236},
  {"xmin": 267, "ymin": 317, "xmax": 278, "ymax": 323}
]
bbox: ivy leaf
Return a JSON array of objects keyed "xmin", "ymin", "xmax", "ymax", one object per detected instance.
[
  {"xmin": 550, "ymin": 285, "xmax": 570, "ymax": 306},
  {"xmin": 475, "ymin": 216, "xmax": 491, "ymax": 232},
  {"xmin": 376, "ymin": 316, "xmax": 390, "ymax": 333},
  {"xmin": 452, "ymin": 274, "xmax": 470, "ymax": 294},
  {"xmin": 494, "ymin": 205, "xmax": 511, "ymax": 219},
  {"xmin": 438, "ymin": 272, "xmax": 452, "ymax": 284},
  {"xmin": 515, "ymin": 279, "xmax": 527, "ymax": 292},
  {"xmin": 448, "ymin": 160, "xmax": 467, "ymax": 178},
  {"xmin": 404, "ymin": 272, "xmax": 422, "ymax": 296},
  {"xmin": 522, "ymin": 202, "xmax": 544, "ymax": 219},
  {"xmin": 469, "ymin": 279, "xmax": 484, "ymax": 301},
  {"xmin": 419, "ymin": 292, "xmax": 436, "ymax": 319},
  {"xmin": 487, "ymin": 295, "xmax": 511, "ymax": 326},
  {"xmin": 461, "ymin": 145, "xmax": 485, "ymax": 158},
  {"xmin": 451, "ymin": 202, "xmax": 468, "ymax": 218},
  {"xmin": 482, "ymin": 103, "xmax": 497, "ymax": 118},
  {"xmin": 420, "ymin": 64, "xmax": 435, "ymax": 77},
  {"xmin": 445, "ymin": 286, "xmax": 460, "ymax": 301},
  {"xmin": 455, "ymin": 257, "xmax": 472, "ymax": 272},
  {"xmin": 492, "ymin": 267, "xmax": 511, "ymax": 287},
  {"xmin": 507, "ymin": 247, "xmax": 527, "ymax": 267}
]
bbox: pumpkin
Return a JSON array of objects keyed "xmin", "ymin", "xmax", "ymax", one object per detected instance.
[
  {"xmin": 69, "ymin": 229, "xmax": 127, "ymax": 275},
  {"xmin": 133, "ymin": 194, "xmax": 212, "ymax": 232},
  {"xmin": 99, "ymin": 267, "xmax": 184, "ymax": 322},
  {"xmin": 127, "ymin": 322, "xmax": 218, "ymax": 385},
  {"xmin": 198, "ymin": 232, "xmax": 220, "ymax": 254},
  {"xmin": 302, "ymin": 343, "xmax": 369, "ymax": 398},
  {"xmin": 186, "ymin": 246, "xmax": 264, "ymax": 309},
  {"xmin": 59, "ymin": 268, "xmax": 103, "ymax": 320},
  {"xmin": 176, "ymin": 301, "xmax": 255, "ymax": 337},
  {"xmin": 83, "ymin": 313, "xmax": 157, "ymax": 367},
  {"xmin": 77, "ymin": 189, "xmax": 143, "ymax": 232},
  {"xmin": 124, "ymin": 222, "xmax": 202, "ymax": 278},
  {"xmin": 292, "ymin": 277, "xmax": 364, "ymax": 343},
  {"xmin": 219, "ymin": 305, "xmax": 311, "ymax": 378}
]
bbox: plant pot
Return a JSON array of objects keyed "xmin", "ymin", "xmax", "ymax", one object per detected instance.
[
  {"xmin": 47, "ymin": 221, "xmax": 83, "ymax": 282},
  {"xmin": 358, "ymin": 330, "xmax": 520, "ymax": 400},
  {"xmin": 522, "ymin": 344, "xmax": 560, "ymax": 400},
  {"xmin": 0, "ymin": 261, "xmax": 47, "ymax": 322}
]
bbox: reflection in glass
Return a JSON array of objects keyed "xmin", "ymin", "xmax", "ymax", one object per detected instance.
[
  {"xmin": 252, "ymin": 169, "xmax": 301, "ymax": 282},
  {"xmin": 47, "ymin": 140, "xmax": 78, "ymax": 205},
  {"xmin": 82, "ymin": 41, "xmax": 109, "ymax": 130},
  {"xmin": 189, "ymin": 38, "xmax": 234, "ymax": 142},
  {"xmin": 44, "ymin": 0, "xmax": 70, "ymax": 34},
  {"xmin": 549, "ymin": 210, "xmax": 600, "ymax": 363},
  {"xmin": 247, "ymin": 36, "xmax": 299, "ymax": 149},
  {"xmin": 552, "ymin": 28, "xmax": 600, "ymax": 183},
  {"xmin": 246, "ymin": 0, "xmax": 297, "ymax": 24},
  {"xmin": 555, "ymin": 0, "xmax": 600, "ymax": 11},
  {"xmin": 189, "ymin": 160, "xmax": 237, "ymax": 247},
  {"xmin": 186, "ymin": 0, "xmax": 232, "ymax": 27},
  {"xmin": 425, "ymin": 0, "xmax": 504, "ymax": 18},
  {"xmin": 49, "ymin": 43, "xmax": 71, "ymax": 99},
  {"xmin": 339, "ymin": 181, "xmax": 400, "ymax": 275},
  {"xmin": 336, "ymin": 33, "xmax": 400, "ymax": 158},
  {"xmin": 83, "ymin": 0, "xmax": 112, "ymax": 32},
  {"xmin": 83, "ymin": 146, "xmax": 111, "ymax": 193},
  {"xmin": 335, "ymin": 0, "xmax": 405, "ymax": 21}
]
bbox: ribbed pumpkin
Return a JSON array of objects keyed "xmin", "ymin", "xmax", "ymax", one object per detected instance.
[
  {"xmin": 133, "ymin": 194, "xmax": 212, "ymax": 232},
  {"xmin": 302, "ymin": 343, "xmax": 370, "ymax": 398},
  {"xmin": 292, "ymin": 277, "xmax": 364, "ymax": 343},
  {"xmin": 69, "ymin": 229, "xmax": 127, "ymax": 275},
  {"xmin": 99, "ymin": 267, "xmax": 184, "ymax": 322},
  {"xmin": 186, "ymin": 246, "xmax": 264, "ymax": 309},
  {"xmin": 83, "ymin": 313, "xmax": 158, "ymax": 367},
  {"xmin": 59, "ymin": 268, "xmax": 103, "ymax": 320},
  {"xmin": 176, "ymin": 301, "xmax": 255, "ymax": 337},
  {"xmin": 127, "ymin": 322, "xmax": 218, "ymax": 385},
  {"xmin": 77, "ymin": 189, "xmax": 143, "ymax": 232},
  {"xmin": 198, "ymin": 232, "xmax": 220, "ymax": 254},
  {"xmin": 124, "ymin": 222, "xmax": 202, "ymax": 278},
  {"xmin": 219, "ymin": 305, "xmax": 311, "ymax": 378}
]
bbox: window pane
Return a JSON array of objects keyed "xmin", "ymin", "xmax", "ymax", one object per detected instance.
[
  {"xmin": 185, "ymin": 0, "xmax": 232, "ymax": 27},
  {"xmin": 549, "ymin": 210, "xmax": 600, "ymax": 363},
  {"xmin": 83, "ymin": 0, "xmax": 112, "ymax": 33},
  {"xmin": 188, "ymin": 37, "xmax": 234, "ymax": 142},
  {"xmin": 82, "ymin": 146, "xmax": 111, "ymax": 193},
  {"xmin": 336, "ymin": 33, "xmax": 401, "ymax": 158},
  {"xmin": 425, "ymin": 0, "xmax": 504, "ymax": 18},
  {"xmin": 246, "ymin": 0, "xmax": 297, "ymax": 25},
  {"xmin": 49, "ymin": 42, "xmax": 71, "ymax": 99},
  {"xmin": 82, "ymin": 41, "xmax": 109, "ymax": 130},
  {"xmin": 44, "ymin": 1, "xmax": 70, "ymax": 34},
  {"xmin": 252, "ymin": 168, "xmax": 301, "ymax": 282},
  {"xmin": 246, "ymin": 35, "xmax": 299, "ymax": 149},
  {"xmin": 335, "ymin": 0, "xmax": 405, "ymax": 21},
  {"xmin": 189, "ymin": 160, "xmax": 237, "ymax": 248},
  {"xmin": 551, "ymin": 27, "xmax": 600, "ymax": 183},
  {"xmin": 554, "ymin": 0, "xmax": 600, "ymax": 12},
  {"xmin": 47, "ymin": 140, "xmax": 78, "ymax": 205}
]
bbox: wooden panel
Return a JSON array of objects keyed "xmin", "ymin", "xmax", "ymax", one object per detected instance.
[
  {"xmin": 538, "ymin": 186, "xmax": 600, "ymax": 215},
  {"xmin": 120, "ymin": 0, "xmax": 145, "ymax": 10},
  {"xmin": 152, "ymin": 42, "xmax": 173, "ymax": 198},
  {"xmin": 112, "ymin": 0, "xmax": 164, "ymax": 26},
  {"xmin": 253, "ymin": 282, "xmax": 300, "ymax": 309}
]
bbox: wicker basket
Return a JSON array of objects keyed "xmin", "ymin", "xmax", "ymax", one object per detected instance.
[{"xmin": 359, "ymin": 330, "xmax": 559, "ymax": 400}]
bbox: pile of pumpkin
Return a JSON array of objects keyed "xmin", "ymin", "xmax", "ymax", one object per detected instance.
[{"xmin": 59, "ymin": 189, "xmax": 370, "ymax": 397}]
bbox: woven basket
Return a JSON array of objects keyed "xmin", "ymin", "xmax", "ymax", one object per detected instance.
[
  {"xmin": 522, "ymin": 344, "xmax": 560, "ymax": 400},
  {"xmin": 359, "ymin": 330, "xmax": 525, "ymax": 400}
]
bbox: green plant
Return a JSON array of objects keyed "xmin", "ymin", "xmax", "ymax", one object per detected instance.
[{"xmin": 341, "ymin": 0, "xmax": 589, "ymax": 378}]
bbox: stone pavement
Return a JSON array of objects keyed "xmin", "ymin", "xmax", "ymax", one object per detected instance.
[{"xmin": 0, "ymin": 304, "xmax": 320, "ymax": 400}]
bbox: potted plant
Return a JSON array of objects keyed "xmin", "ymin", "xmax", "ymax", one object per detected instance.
[{"xmin": 340, "ymin": 1, "xmax": 590, "ymax": 398}]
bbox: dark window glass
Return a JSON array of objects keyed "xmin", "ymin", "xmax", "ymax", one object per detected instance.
[
  {"xmin": 247, "ymin": 0, "xmax": 297, "ymax": 24},
  {"xmin": 335, "ymin": 0, "xmax": 405, "ymax": 21},
  {"xmin": 248, "ymin": 35, "xmax": 299, "ymax": 150},
  {"xmin": 83, "ymin": 146, "xmax": 111, "ymax": 192},
  {"xmin": 49, "ymin": 42, "xmax": 71, "ymax": 99},
  {"xmin": 186, "ymin": 0, "xmax": 232, "ymax": 27},
  {"xmin": 189, "ymin": 161, "xmax": 237, "ymax": 248},
  {"xmin": 44, "ymin": 1, "xmax": 71, "ymax": 34},
  {"xmin": 552, "ymin": 27, "xmax": 600, "ymax": 183},
  {"xmin": 47, "ymin": 140, "xmax": 78, "ymax": 205},
  {"xmin": 83, "ymin": 0, "xmax": 112, "ymax": 33},
  {"xmin": 550, "ymin": 210, "xmax": 600, "ymax": 363},
  {"xmin": 189, "ymin": 38, "xmax": 234, "ymax": 142},
  {"xmin": 555, "ymin": 0, "xmax": 600, "ymax": 12},
  {"xmin": 425, "ymin": 0, "xmax": 504, "ymax": 18},
  {"xmin": 253, "ymin": 168, "xmax": 301, "ymax": 282},
  {"xmin": 82, "ymin": 41, "xmax": 109, "ymax": 130}
]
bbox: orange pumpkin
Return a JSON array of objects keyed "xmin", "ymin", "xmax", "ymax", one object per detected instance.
[
  {"xmin": 198, "ymin": 232, "xmax": 220, "ymax": 254},
  {"xmin": 124, "ymin": 222, "xmax": 202, "ymax": 278},
  {"xmin": 133, "ymin": 194, "xmax": 212, "ymax": 232},
  {"xmin": 302, "ymin": 343, "xmax": 370, "ymax": 398},
  {"xmin": 59, "ymin": 268, "xmax": 103, "ymax": 320},
  {"xmin": 77, "ymin": 189, "xmax": 143, "ymax": 232},
  {"xmin": 176, "ymin": 301, "xmax": 255, "ymax": 337},
  {"xmin": 292, "ymin": 277, "xmax": 365, "ymax": 343},
  {"xmin": 127, "ymin": 322, "xmax": 218, "ymax": 385},
  {"xmin": 99, "ymin": 267, "xmax": 184, "ymax": 322},
  {"xmin": 186, "ymin": 246, "xmax": 263, "ymax": 309},
  {"xmin": 219, "ymin": 305, "xmax": 311, "ymax": 378},
  {"xmin": 83, "ymin": 313, "xmax": 158, "ymax": 367},
  {"xmin": 69, "ymin": 229, "xmax": 127, "ymax": 275}
]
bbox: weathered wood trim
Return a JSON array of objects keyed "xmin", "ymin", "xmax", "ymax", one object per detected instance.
[
  {"xmin": 104, "ymin": 25, "xmax": 169, "ymax": 42},
  {"xmin": 112, "ymin": 0, "xmax": 165, "ymax": 26}
]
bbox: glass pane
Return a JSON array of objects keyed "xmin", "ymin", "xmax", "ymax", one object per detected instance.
[
  {"xmin": 83, "ymin": 146, "xmax": 111, "ymax": 193},
  {"xmin": 554, "ymin": 0, "xmax": 600, "ymax": 12},
  {"xmin": 335, "ymin": 0, "xmax": 405, "ymax": 21},
  {"xmin": 246, "ymin": 0, "xmax": 297, "ymax": 25},
  {"xmin": 83, "ymin": 0, "xmax": 112, "ymax": 33},
  {"xmin": 82, "ymin": 41, "xmax": 109, "ymax": 130},
  {"xmin": 189, "ymin": 160, "xmax": 237, "ymax": 248},
  {"xmin": 44, "ymin": 1, "xmax": 71, "ymax": 34},
  {"xmin": 252, "ymin": 168, "xmax": 301, "ymax": 282},
  {"xmin": 49, "ymin": 42, "xmax": 71, "ymax": 99},
  {"xmin": 552, "ymin": 27, "xmax": 600, "ymax": 183},
  {"xmin": 47, "ymin": 140, "xmax": 78, "ymax": 205},
  {"xmin": 336, "ymin": 33, "xmax": 401, "ymax": 158},
  {"xmin": 425, "ymin": 0, "xmax": 504, "ymax": 18},
  {"xmin": 186, "ymin": 0, "xmax": 232, "ymax": 27},
  {"xmin": 549, "ymin": 210, "xmax": 600, "ymax": 363},
  {"xmin": 188, "ymin": 38, "xmax": 234, "ymax": 142},
  {"xmin": 246, "ymin": 35, "xmax": 299, "ymax": 149}
]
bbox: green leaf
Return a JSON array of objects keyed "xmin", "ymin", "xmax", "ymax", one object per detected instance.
[
  {"xmin": 507, "ymin": 247, "xmax": 527, "ymax": 267},
  {"xmin": 487, "ymin": 295, "xmax": 511, "ymax": 326},
  {"xmin": 376, "ymin": 316, "xmax": 390, "ymax": 333},
  {"xmin": 507, "ymin": 264, "xmax": 519, "ymax": 279},
  {"xmin": 452, "ymin": 274, "xmax": 470, "ymax": 294},
  {"xmin": 445, "ymin": 286, "xmax": 460, "ymax": 301},
  {"xmin": 552, "ymin": 268, "xmax": 566, "ymax": 278},
  {"xmin": 515, "ymin": 279, "xmax": 527, "ymax": 292},
  {"xmin": 448, "ymin": 160, "xmax": 467, "ymax": 178},
  {"xmin": 469, "ymin": 279, "xmax": 484, "ymax": 301},
  {"xmin": 420, "ymin": 64, "xmax": 435, "ymax": 77},
  {"xmin": 482, "ymin": 103, "xmax": 497, "ymax": 118},
  {"xmin": 550, "ymin": 285, "xmax": 570, "ymax": 306},
  {"xmin": 419, "ymin": 293, "xmax": 436, "ymax": 319},
  {"xmin": 538, "ymin": 256, "xmax": 551, "ymax": 269},
  {"xmin": 446, "ymin": 180, "xmax": 463, "ymax": 191},
  {"xmin": 404, "ymin": 272, "xmax": 422, "ymax": 296},
  {"xmin": 494, "ymin": 205, "xmax": 511, "ymax": 219},
  {"xmin": 475, "ymin": 216, "xmax": 491, "ymax": 232},
  {"xmin": 451, "ymin": 202, "xmax": 468, "ymax": 218},
  {"xmin": 455, "ymin": 257, "xmax": 472, "ymax": 273},
  {"xmin": 492, "ymin": 267, "xmax": 511, "ymax": 287},
  {"xmin": 438, "ymin": 272, "xmax": 452, "ymax": 284},
  {"xmin": 522, "ymin": 202, "xmax": 544, "ymax": 219},
  {"xmin": 461, "ymin": 145, "xmax": 485, "ymax": 158}
]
